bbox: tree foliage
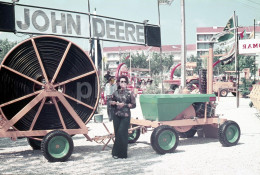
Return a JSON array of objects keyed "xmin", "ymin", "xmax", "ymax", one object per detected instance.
[
  {"xmin": 121, "ymin": 52, "xmax": 174, "ymax": 75},
  {"xmin": 117, "ymin": 48, "xmax": 256, "ymax": 79},
  {"xmin": 0, "ymin": 39, "xmax": 17, "ymax": 63}
]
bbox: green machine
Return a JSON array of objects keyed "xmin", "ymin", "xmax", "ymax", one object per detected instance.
[{"xmin": 128, "ymin": 94, "xmax": 240, "ymax": 155}]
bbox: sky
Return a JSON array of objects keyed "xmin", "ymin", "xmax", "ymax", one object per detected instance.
[{"xmin": 0, "ymin": 0, "xmax": 260, "ymax": 50}]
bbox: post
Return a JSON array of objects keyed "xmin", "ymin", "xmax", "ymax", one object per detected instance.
[
  {"xmin": 254, "ymin": 19, "xmax": 256, "ymax": 82},
  {"xmin": 87, "ymin": 0, "xmax": 92, "ymax": 63},
  {"xmin": 180, "ymin": 0, "xmax": 186, "ymax": 89},
  {"xmin": 208, "ymin": 43, "xmax": 214, "ymax": 94},
  {"xmin": 130, "ymin": 50, "xmax": 132, "ymax": 82},
  {"xmin": 149, "ymin": 55, "xmax": 151, "ymax": 76},
  {"xmin": 94, "ymin": 9, "xmax": 98, "ymax": 70},
  {"xmin": 157, "ymin": 0, "xmax": 164, "ymax": 93},
  {"xmin": 234, "ymin": 11, "xmax": 239, "ymax": 108},
  {"xmin": 101, "ymin": 40, "xmax": 104, "ymax": 83}
]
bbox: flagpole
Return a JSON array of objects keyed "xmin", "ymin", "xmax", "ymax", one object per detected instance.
[
  {"xmin": 101, "ymin": 40, "xmax": 104, "ymax": 83},
  {"xmin": 94, "ymin": 8, "xmax": 98, "ymax": 70},
  {"xmin": 180, "ymin": 0, "xmax": 186, "ymax": 90},
  {"xmin": 234, "ymin": 11, "xmax": 239, "ymax": 108},
  {"xmin": 87, "ymin": 0, "xmax": 92, "ymax": 60},
  {"xmin": 254, "ymin": 19, "xmax": 256, "ymax": 82},
  {"xmin": 157, "ymin": 0, "xmax": 164, "ymax": 93},
  {"xmin": 130, "ymin": 50, "xmax": 132, "ymax": 83}
]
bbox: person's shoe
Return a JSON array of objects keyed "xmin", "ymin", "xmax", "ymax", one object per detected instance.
[{"xmin": 112, "ymin": 156, "xmax": 118, "ymax": 159}]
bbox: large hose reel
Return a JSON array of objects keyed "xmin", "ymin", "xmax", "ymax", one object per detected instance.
[{"xmin": 0, "ymin": 36, "xmax": 99, "ymax": 131}]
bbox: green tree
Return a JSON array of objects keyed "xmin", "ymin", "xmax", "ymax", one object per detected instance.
[
  {"xmin": 0, "ymin": 39, "xmax": 17, "ymax": 62},
  {"xmin": 187, "ymin": 54, "xmax": 202, "ymax": 75},
  {"xmin": 121, "ymin": 52, "xmax": 174, "ymax": 75}
]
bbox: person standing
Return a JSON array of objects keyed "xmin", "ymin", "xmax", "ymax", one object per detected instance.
[
  {"xmin": 104, "ymin": 70, "xmax": 111, "ymax": 81},
  {"xmin": 110, "ymin": 75, "xmax": 136, "ymax": 159},
  {"xmin": 104, "ymin": 76, "xmax": 117, "ymax": 121}
]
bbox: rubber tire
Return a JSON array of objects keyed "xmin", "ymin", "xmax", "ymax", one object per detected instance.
[
  {"xmin": 128, "ymin": 125, "xmax": 141, "ymax": 144},
  {"xmin": 220, "ymin": 89, "xmax": 228, "ymax": 97},
  {"xmin": 150, "ymin": 125, "xmax": 179, "ymax": 154},
  {"xmin": 178, "ymin": 128, "xmax": 197, "ymax": 138},
  {"xmin": 231, "ymin": 92, "xmax": 236, "ymax": 96},
  {"xmin": 27, "ymin": 138, "xmax": 41, "ymax": 150},
  {"xmin": 218, "ymin": 120, "xmax": 240, "ymax": 147},
  {"xmin": 41, "ymin": 130, "xmax": 74, "ymax": 162}
]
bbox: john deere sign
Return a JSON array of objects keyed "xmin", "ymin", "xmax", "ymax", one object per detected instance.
[
  {"xmin": 15, "ymin": 5, "xmax": 145, "ymax": 44},
  {"xmin": 0, "ymin": 2, "xmax": 161, "ymax": 46}
]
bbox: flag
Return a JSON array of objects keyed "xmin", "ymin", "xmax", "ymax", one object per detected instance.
[
  {"xmin": 249, "ymin": 31, "xmax": 255, "ymax": 39},
  {"xmin": 158, "ymin": 0, "xmax": 174, "ymax": 5},
  {"xmin": 211, "ymin": 15, "xmax": 236, "ymax": 65},
  {"xmin": 220, "ymin": 44, "xmax": 235, "ymax": 65},
  {"xmin": 125, "ymin": 54, "xmax": 130, "ymax": 60},
  {"xmin": 239, "ymin": 30, "xmax": 247, "ymax": 39},
  {"xmin": 103, "ymin": 56, "xmax": 107, "ymax": 63},
  {"xmin": 211, "ymin": 15, "xmax": 235, "ymax": 45},
  {"xmin": 89, "ymin": 39, "xmax": 102, "ymax": 66}
]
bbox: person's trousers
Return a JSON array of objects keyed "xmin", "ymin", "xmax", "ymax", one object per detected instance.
[
  {"xmin": 106, "ymin": 97, "xmax": 114, "ymax": 121},
  {"xmin": 112, "ymin": 115, "xmax": 130, "ymax": 158}
]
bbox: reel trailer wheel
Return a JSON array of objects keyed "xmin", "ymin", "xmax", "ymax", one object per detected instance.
[
  {"xmin": 0, "ymin": 35, "xmax": 99, "ymax": 161},
  {"xmin": 218, "ymin": 120, "xmax": 240, "ymax": 147},
  {"xmin": 178, "ymin": 128, "xmax": 197, "ymax": 138},
  {"xmin": 27, "ymin": 138, "xmax": 41, "ymax": 150},
  {"xmin": 150, "ymin": 125, "xmax": 179, "ymax": 154},
  {"xmin": 41, "ymin": 130, "xmax": 73, "ymax": 162}
]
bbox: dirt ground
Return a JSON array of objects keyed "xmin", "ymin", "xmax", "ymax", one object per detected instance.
[{"xmin": 0, "ymin": 95, "xmax": 260, "ymax": 175}]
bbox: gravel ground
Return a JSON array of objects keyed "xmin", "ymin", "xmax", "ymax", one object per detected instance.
[{"xmin": 1, "ymin": 95, "xmax": 260, "ymax": 175}]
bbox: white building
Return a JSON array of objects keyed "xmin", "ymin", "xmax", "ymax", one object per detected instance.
[{"xmin": 103, "ymin": 44, "xmax": 196, "ymax": 71}]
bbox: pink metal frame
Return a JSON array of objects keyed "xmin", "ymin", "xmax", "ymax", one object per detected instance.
[{"xmin": 0, "ymin": 35, "xmax": 100, "ymax": 141}]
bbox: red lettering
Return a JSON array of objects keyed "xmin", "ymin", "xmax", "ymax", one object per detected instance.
[
  {"xmin": 243, "ymin": 44, "xmax": 246, "ymax": 49},
  {"xmin": 253, "ymin": 44, "xmax": 258, "ymax": 48},
  {"xmin": 248, "ymin": 44, "xmax": 252, "ymax": 49}
]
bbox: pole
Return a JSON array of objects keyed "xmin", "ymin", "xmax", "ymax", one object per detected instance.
[
  {"xmin": 254, "ymin": 19, "xmax": 256, "ymax": 82},
  {"xmin": 130, "ymin": 50, "xmax": 132, "ymax": 82},
  {"xmin": 234, "ymin": 11, "xmax": 239, "ymax": 108},
  {"xmin": 87, "ymin": 0, "xmax": 92, "ymax": 58},
  {"xmin": 94, "ymin": 9, "xmax": 98, "ymax": 70},
  {"xmin": 149, "ymin": 55, "xmax": 151, "ymax": 76},
  {"xmin": 101, "ymin": 40, "xmax": 104, "ymax": 83},
  {"xmin": 180, "ymin": 0, "xmax": 186, "ymax": 89},
  {"xmin": 208, "ymin": 43, "xmax": 214, "ymax": 94},
  {"xmin": 157, "ymin": 0, "xmax": 164, "ymax": 93}
]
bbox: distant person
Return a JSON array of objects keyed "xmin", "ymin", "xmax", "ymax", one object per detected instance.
[
  {"xmin": 110, "ymin": 75, "xmax": 136, "ymax": 159},
  {"xmin": 104, "ymin": 76, "xmax": 117, "ymax": 121},
  {"xmin": 104, "ymin": 71, "xmax": 111, "ymax": 81}
]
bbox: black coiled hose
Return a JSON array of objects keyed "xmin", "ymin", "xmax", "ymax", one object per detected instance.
[{"xmin": 0, "ymin": 36, "xmax": 99, "ymax": 131}]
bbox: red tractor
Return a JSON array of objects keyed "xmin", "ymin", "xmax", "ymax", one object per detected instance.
[{"xmin": 164, "ymin": 63, "xmax": 199, "ymax": 93}]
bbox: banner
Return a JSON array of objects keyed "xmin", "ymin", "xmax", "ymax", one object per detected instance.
[
  {"xmin": 211, "ymin": 15, "xmax": 236, "ymax": 65},
  {"xmin": 239, "ymin": 39, "xmax": 260, "ymax": 54},
  {"xmin": 0, "ymin": 2, "xmax": 160, "ymax": 46},
  {"xmin": 159, "ymin": 0, "xmax": 174, "ymax": 5},
  {"xmin": 91, "ymin": 16, "xmax": 145, "ymax": 44},
  {"xmin": 15, "ymin": 5, "xmax": 89, "ymax": 38}
]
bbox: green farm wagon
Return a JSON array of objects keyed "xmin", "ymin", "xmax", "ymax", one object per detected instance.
[{"xmin": 128, "ymin": 94, "xmax": 241, "ymax": 154}]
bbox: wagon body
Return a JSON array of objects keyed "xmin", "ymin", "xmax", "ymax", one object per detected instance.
[{"xmin": 140, "ymin": 94, "xmax": 216, "ymax": 121}]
